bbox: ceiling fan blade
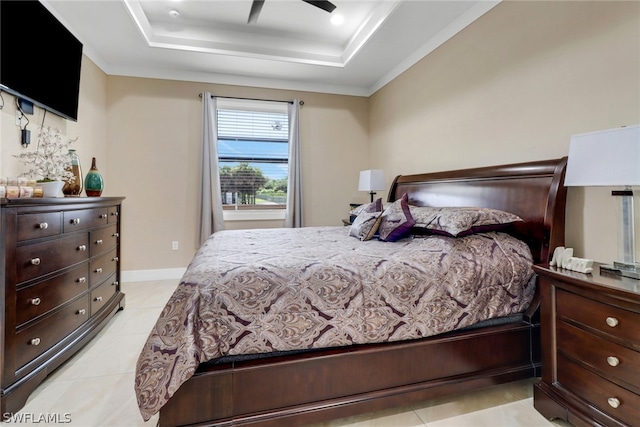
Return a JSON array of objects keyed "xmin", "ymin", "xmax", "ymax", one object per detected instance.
[
  {"xmin": 248, "ymin": 0, "xmax": 265, "ymax": 24},
  {"xmin": 301, "ymin": 0, "xmax": 337, "ymax": 14}
]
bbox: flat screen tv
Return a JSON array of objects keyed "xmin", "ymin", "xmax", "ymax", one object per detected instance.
[{"xmin": 1, "ymin": 0, "xmax": 83, "ymax": 121}]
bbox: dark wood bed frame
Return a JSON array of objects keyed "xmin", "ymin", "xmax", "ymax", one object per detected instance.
[{"xmin": 157, "ymin": 157, "xmax": 568, "ymax": 427}]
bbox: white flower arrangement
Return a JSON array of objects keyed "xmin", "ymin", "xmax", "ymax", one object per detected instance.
[{"xmin": 14, "ymin": 126, "xmax": 78, "ymax": 182}]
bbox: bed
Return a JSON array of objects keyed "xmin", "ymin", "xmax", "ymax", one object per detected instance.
[{"xmin": 136, "ymin": 157, "xmax": 567, "ymax": 427}]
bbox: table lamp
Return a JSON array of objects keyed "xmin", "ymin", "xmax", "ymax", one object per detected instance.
[
  {"xmin": 564, "ymin": 124, "xmax": 640, "ymax": 279},
  {"xmin": 358, "ymin": 169, "xmax": 385, "ymax": 202}
]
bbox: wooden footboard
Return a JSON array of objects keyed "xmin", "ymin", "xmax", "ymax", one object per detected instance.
[{"xmin": 159, "ymin": 318, "xmax": 540, "ymax": 427}]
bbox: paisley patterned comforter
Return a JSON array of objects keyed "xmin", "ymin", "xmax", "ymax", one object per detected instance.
[{"xmin": 135, "ymin": 226, "xmax": 535, "ymax": 420}]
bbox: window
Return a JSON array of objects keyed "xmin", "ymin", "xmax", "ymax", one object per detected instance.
[{"xmin": 216, "ymin": 99, "xmax": 289, "ymax": 210}]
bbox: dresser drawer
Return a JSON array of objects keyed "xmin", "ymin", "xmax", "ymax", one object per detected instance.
[
  {"xmin": 108, "ymin": 206, "xmax": 119, "ymax": 224},
  {"xmin": 63, "ymin": 208, "xmax": 108, "ymax": 233},
  {"xmin": 90, "ymin": 224, "xmax": 118, "ymax": 256},
  {"xmin": 556, "ymin": 289, "xmax": 640, "ymax": 349},
  {"xmin": 16, "ymin": 264, "xmax": 90, "ymax": 327},
  {"xmin": 90, "ymin": 273, "xmax": 118, "ymax": 315},
  {"xmin": 15, "ymin": 295, "xmax": 90, "ymax": 370},
  {"xmin": 558, "ymin": 354, "xmax": 640, "ymax": 426},
  {"xmin": 17, "ymin": 212, "xmax": 62, "ymax": 241},
  {"xmin": 90, "ymin": 248, "xmax": 118, "ymax": 287},
  {"xmin": 557, "ymin": 320, "xmax": 640, "ymax": 392},
  {"xmin": 16, "ymin": 234, "xmax": 90, "ymax": 283}
]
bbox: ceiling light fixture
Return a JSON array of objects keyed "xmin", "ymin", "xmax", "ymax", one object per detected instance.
[
  {"xmin": 331, "ymin": 13, "xmax": 344, "ymax": 25},
  {"xmin": 168, "ymin": 9, "xmax": 180, "ymax": 18}
]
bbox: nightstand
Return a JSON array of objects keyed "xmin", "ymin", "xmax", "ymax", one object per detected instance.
[{"xmin": 533, "ymin": 263, "xmax": 640, "ymax": 427}]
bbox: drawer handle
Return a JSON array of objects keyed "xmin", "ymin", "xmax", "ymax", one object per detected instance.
[
  {"xmin": 38, "ymin": 222, "xmax": 48, "ymax": 229},
  {"xmin": 95, "ymin": 296, "xmax": 103, "ymax": 302},
  {"xmin": 95, "ymin": 268, "xmax": 103, "ymax": 274},
  {"xmin": 607, "ymin": 356, "xmax": 620, "ymax": 367},
  {"xmin": 78, "ymin": 276, "xmax": 87, "ymax": 283},
  {"xmin": 30, "ymin": 297, "xmax": 41, "ymax": 306},
  {"xmin": 70, "ymin": 218, "xmax": 81, "ymax": 225},
  {"xmin": 78, "ymin": 245, "xmax": 87, "ymax": 251},
  {"xmin": 101, "ymin": 214, "xmax": 108, "ymax": 219},
  {"xmin": 96, "ymin": 239, "xmax": 104, "ymax": 245},
  {"xmin": 112, "ymin": 256, "xmax": 119, "ymax": 262},
  {"xmin": 77, "ymin": 308, "xmax": 86, "ymax": 315},
  {"xmin": 113, "ymin": 232, "xmax": 120, "ymax": 238},
  {"xmin": 112, "ymin": 281, "xmax": 119, "ymax": 286},
  {"xmin": 30, "ymin": 338, "xmax": 41, "ymax": 346},
  {"xmin": 606, "ymin": 317, "xmax": 619, "ymax": 328},
  {"xmin": 111, "ymin": 211, "xmax": 118, "ymax": 216},
  {"xmin": 608, "ymin": 397, "xmax": 621, "ymax": 409},
  {"xmin": 31, "ymin": 258, "xmax": 41, "ymax": 266}
]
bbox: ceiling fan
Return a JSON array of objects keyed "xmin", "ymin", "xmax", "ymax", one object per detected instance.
[{"xmin": 248, "ymin": 0, "xmax": 337, "ymax": 24}]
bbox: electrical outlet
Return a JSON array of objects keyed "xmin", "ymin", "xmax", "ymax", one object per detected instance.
[
  {"xmin": 172, "ymin": 241, "xmax": 179, "ymax": 251},
  {"xmin": 16, "ymin": 111, "xmax": 22, "ymax": 126}
]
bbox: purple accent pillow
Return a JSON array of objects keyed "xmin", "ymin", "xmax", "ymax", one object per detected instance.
[
  {"xmin": 378, "ymin": 193, "xmax": 416, "ymax": 242},
  {"xmin": 409, "ymin": 206, "xmax": 523, "ymax": 237}
]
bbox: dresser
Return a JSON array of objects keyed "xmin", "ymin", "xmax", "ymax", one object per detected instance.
[
  {"xmin": 0, "ymin": 197, "xmax": 125, "ymax": 414},
  {"xmin": 533, "ymin": 263, "xmax": 640, "ymax": 427}
]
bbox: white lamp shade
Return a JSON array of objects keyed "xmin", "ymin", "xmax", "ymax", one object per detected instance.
[
  {"xmin": 358, "ymin": 169, "xmax": 386, "ymax": 192},
  {"xmin": 565, "ymin": 125, "xmax": 640, "ymax": 187}
]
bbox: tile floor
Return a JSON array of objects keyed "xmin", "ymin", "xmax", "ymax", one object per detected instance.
[{"xmin": 9, "ymin": 279, "xmax": 573, "ymax": 427}]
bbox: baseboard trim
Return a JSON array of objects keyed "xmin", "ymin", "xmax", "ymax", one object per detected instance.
[{"xmin": 121, "ymin": 268, "xmax": 186, "ymax": 283}]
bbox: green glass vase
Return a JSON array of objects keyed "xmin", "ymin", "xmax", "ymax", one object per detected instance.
[{"xmin": 84, "ymin": 157, "xmax": 104, "ymax": 197}]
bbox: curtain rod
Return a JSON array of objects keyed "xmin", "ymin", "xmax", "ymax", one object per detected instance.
[{"xmin": 198, "ymin": 93, "xmax": 304, "ymax": 106}]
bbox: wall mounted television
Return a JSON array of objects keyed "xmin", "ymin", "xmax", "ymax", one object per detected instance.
[{"xmin": 0, "ymin": 0, "xmax": 83, "ymax": 122}]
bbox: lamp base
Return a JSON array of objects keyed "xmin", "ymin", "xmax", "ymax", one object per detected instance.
[{"xmin": 600, "ymin": 261, "xmax": 640, "ymax": 280}]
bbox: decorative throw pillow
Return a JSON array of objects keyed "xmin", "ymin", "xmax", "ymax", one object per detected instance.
[
  {"xmin": 408, "ymin": 206, "xmax": 523, "ymax": 237},
  {"xmin": 378, "ymin": 193, "xmax": 416, "ymax": 242},
  {"xmin": 349, "ymin": 211, "xmax": 383, "ymax": 241},
  {"xmin": 351, "ymin": 198, "xmax": 383, "ymax": 216}
]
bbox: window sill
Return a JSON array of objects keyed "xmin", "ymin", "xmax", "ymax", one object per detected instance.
[{"xmin": 223, "ymin": 209, "xmax": 286, "ymax": 221}]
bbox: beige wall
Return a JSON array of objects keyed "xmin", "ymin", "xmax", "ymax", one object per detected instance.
[
  {"xmin": 105, "ymin": 77, "xmax": 369, "ymax": 271},
  {"xmin": 1, "ymin": 62, "xmax": 369, "ymax": 273},
  {"xmin": 369, "ymin": 0, "xmax": 640, "ymax": 264},
  {"xmin": 1, "ymin": 56, "xmax": 108, "ymax": 184}
]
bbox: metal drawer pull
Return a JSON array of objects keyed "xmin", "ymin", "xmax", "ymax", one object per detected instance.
[
  {"xmin": 78, "ymin": 277, "xmax": 86, "ymax": 283},
  {"xmin": 77, "ymin": 309, "xmax": 86, "ymax": 315},
  {"xmin": 605, "ymin": 317, "xmax": 619, "ymax": 327},
  {"xmin": 112, "ymin": 281, "xmax": 119, "ymax": 286},
  {"xmin": 96, "ymin": 239, "xmax": 103, "ymax": 245},
  {"xmin": 95, "ymin": 267, "xmax": 103, "ymax": 273},
  {"xmin": 78, "ymin": 245, "xmax": 87, "ymax": 251},
  {"xmin": 38, "ymin": 222, "xmax": 48, "ymax": 229},
  {"xmin": 30, "ymin": 338, "xmax": 41, "ymax": 346},
  {"xmin": 31, "ymin": 297, "xmax": 41, "ymax": 306},
  {"xmin": 111, "ymin": 211, "xmax": 118, "ymax": 216},
  {"xmin": 608, "ymin": 397, "xmax": 620, "ymax": 408},
  {"xmin": 70, "ymin": 218, "xmax": 81, "ymax": 225},
  {"xmin": 101, "ymin": 214, "xmax": 108, "ymax": 219},
  {"xmin": 113, "ymin": 232, "xmax": 120, "ymax": 238},
  {"xmin": 607, "ymin": 356, "xmax": 620, "ymax": 367},
  {"xmin": 112, "ymin": 256, "xmax": 119, "ymax": 262},
  {"xmin": 31, "ymin": 258, "xmax": 41, "ymax": 265},
  {"xmin": 95, "ymin": 296, "xmax": 103, "ymax": 302}
]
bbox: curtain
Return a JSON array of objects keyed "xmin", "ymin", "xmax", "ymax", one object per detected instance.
[
  {"xmin": 198, "ymin": 92, "xmax": 225, "ymax": 246},
  {"xmin": 285, "ymin": 99, "xmax": 303, "ymax": 228}
]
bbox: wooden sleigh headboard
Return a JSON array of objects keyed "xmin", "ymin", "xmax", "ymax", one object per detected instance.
[{"xmin": 388, "ymin": 157, "xmax": 568, "ymax": 264}]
